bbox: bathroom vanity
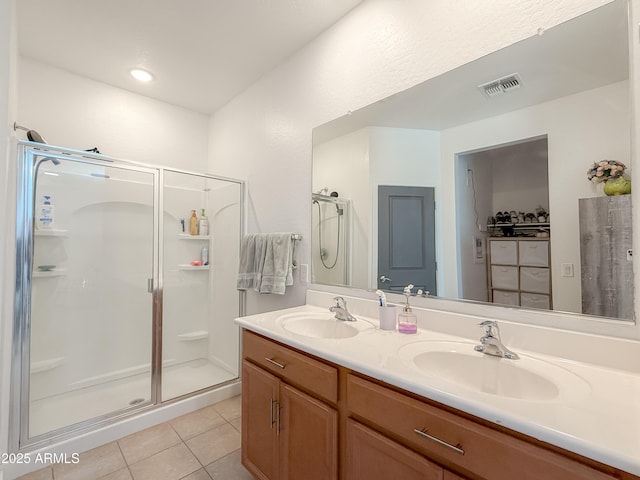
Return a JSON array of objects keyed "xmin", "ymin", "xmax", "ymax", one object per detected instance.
[{"xmin": 236, "ymin": 291, "xmax": 640, "ymax": 480}]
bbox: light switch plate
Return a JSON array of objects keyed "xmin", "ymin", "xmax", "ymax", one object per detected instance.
[
  {"xmin": 299, "ymin": 264, "xmax": 309, "ymax": 284},
  {"xmin": 561, "ymin": 263, "xmax": 574, "ymax": 277}
]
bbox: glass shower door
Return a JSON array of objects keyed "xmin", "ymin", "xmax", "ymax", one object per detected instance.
[{"xmin": 24, "ymin": 151, "xmax": 158, "ymax": 440}]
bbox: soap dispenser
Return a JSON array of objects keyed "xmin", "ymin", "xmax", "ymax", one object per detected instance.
[{"xmin": 398, "ymin": 284, "xmax": 418, "ymax": 334}]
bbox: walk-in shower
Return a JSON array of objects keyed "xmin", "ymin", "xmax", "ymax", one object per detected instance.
[
  {"xmin": 311, "ymin": 193, "xmax": 350, "ymax": 286},
  {"xmin": 11, "ymin": 142, "xmax": 244, "ymax": 449}
]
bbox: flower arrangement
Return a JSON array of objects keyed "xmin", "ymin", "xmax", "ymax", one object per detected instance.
[{"xmin": 586, "ymin": 160, "xmax": 627, "ymax": 184}]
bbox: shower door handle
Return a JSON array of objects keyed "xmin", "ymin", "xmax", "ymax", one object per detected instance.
[{"xmin": 147, "ymin": 278, "xmax": 153, "ymax": 293}]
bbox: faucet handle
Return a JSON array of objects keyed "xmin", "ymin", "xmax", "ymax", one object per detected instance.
[
  {"xmin": 478, "ymin": 320, "xmax": 499, "ymax": 337},
  {"xmin": 333, "ymin": 296, "xmax": 346, "ymax": 307}
]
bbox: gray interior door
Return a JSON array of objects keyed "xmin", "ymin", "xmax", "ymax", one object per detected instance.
[{"xmin": 378, "ymin": 185, "xmax": 436, "ymax": 294}]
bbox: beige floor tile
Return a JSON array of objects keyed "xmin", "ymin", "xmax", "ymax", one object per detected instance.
[
  {"xmin": 229, "ymin": 417, "xmax": 241, "ymax": 433},
  {"xmin": 15, "ymin": 467, "xmax": 53, "ymax": 480},
  {"xmin": 212, "ymin": 395, "xmax": 241, "ymax": 422},
  {"xmin": 118, "ymin": 423, "xmax": 181, "ymax": 465},
  {"xmin": 170, "ymin": 404, "xmax": 227, "ymax": 440},
  {"xmin": 99, "ymin": 467, "xmax": 133, "ymax": 480},
  {"xmin": 180, "ymin": 468, "xmax": 213, "ymax": 480},
  {"xmin": 128, "ymin": 443, "xmax": 200, "ymax": 480},
  {"xmin": 205, "ymin": 450, "xmax": 253, "ymax": 480},
  {"xmin": 53, "ymin": 442, "xmax": 126, "ymax": 480},
  {"xmin": 185, "ymin": 423, "xmax": 241, "ymax": 466}
]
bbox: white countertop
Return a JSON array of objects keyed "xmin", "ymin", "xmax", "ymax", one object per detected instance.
[{"xmin": 235, "ymin": 300, "xmax": 640, "ymax": 477}]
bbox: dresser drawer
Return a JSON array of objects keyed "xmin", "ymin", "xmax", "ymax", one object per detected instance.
[
  {"xmin": 491, "ymin": 265, "xmax": 518, "ymax": 290},
  {"xmin": 520, "ymin": 292, "xmax": 550, "ymax": 309},
  {"xmin": 519, "ymin": 240, "xmax": 549, "ymax": 267},
  {"xmin": 346, "ymin": 374, "xmax": 614, "ymax": 480},
  {"xmin": 489, "ymin": 240, "xmax": 517, "ymax": 265},
  {"xmin": 520, "ymin": 267, "xmax": 550, "ymax": 293},
  {"xmin": 243, "ymin": 330, "xmax": 338, "ymax": 403},
  {"xmin": 492, "ymin": 289, "xmax": 520, "ymax": 306}
]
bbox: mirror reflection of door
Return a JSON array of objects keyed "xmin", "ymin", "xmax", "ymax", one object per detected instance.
[{"xmin": 378, "ymin": 185, "xmax": 436, "ymax": 293}]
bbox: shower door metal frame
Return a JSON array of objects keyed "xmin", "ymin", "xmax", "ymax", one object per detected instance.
[
  {"xmin": 10, "ymin": 142, "xmax": 246, "ymax": 452},
  {"xmin": 11, "ymin": 143, "xmax": 162, "ymax": 450}
]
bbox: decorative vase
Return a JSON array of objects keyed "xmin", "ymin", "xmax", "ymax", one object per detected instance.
[{"xmin": 603, "ymin": 176, "xmax": 631, "ymax": 196}]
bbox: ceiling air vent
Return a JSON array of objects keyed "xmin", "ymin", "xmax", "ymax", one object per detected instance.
[{"xmin": 478, "ymin": 73, "xmax": 522, "ymax": 98}]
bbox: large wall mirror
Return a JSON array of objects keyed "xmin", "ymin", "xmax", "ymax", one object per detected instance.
[{"xmin": 312, "ymin": 0, "xmax": 634, "ymax": 322}]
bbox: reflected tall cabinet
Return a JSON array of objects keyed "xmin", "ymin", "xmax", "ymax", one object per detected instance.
[
  {"xmin": 579, "ymin": 195, "xmax": 633, "ymax": 319},
  {"xmin": 488, "ymin": 238, "xmax": 552, "ymax": 309}
]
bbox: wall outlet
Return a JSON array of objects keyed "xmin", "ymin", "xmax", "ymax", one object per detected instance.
[
  {"xmin": 299, "ymin": 264, "xmax": 309, "ymax": 284},
  {"xmin": 561, "ymin": 263, "xmax": 574, "ymax": 277}
]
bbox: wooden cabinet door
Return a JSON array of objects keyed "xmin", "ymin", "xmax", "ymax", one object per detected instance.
[
  {"xmin": 444, "ymin": 471, "xmax": 468, "ymax": 480},
  {"xmin": 279, "ymin": 383, "xmax": 338, "ymax": 480},
  {"xmin": 242, "ymin": 360, "xmax": 279, "ymax": 480},
  {"xmin": 346, "ymin": 419, "xmax": 443, "ymax": 480}
]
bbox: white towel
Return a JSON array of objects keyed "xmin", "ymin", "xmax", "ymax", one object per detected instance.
[
  {"xmin": 237, "ymin": 233, "xmax": 294, "ymax": 294},
  {"xmin": 258, "ymin": 233, "xmax": 294, "ymax": 294},
  {"xmin": 236, "ymin": 234, "xmax": 266, "ymax": 290}
]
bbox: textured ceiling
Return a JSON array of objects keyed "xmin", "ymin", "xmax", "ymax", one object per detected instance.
[{"xmin": 17, "ymin": 0, "xmax": 363, "ymax": 114}]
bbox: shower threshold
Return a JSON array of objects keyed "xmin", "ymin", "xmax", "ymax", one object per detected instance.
[{"xmin": 28, "ymin": 358, "xmax": 237, "ymax": 438}]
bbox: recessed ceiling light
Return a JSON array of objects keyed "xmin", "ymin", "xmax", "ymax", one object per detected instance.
[{"xmin": 129, "ymin": 68, "xmax": 154, "ymax": 82}]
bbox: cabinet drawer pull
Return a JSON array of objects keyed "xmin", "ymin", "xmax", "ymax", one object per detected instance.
[
  {"xmin": 264, "ymin": 357, "xmax": 286, "ymax": 369},
  {"xmin": 413, "ymin": 428, "xmax": 465, "ymax": 455}
]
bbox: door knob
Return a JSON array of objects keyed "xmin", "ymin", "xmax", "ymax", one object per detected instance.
[{"xmin": 379, "ymin": 275, "xmax": 392, "ymax": 283}]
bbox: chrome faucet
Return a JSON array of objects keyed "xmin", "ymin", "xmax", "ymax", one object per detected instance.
[
  {"xmin": 329, "ymin": 296, "xmax": 357, "ymax": 322},
  {"xmin": 474, "ymin": 321, "xmax": 519, "ymax": 360}
]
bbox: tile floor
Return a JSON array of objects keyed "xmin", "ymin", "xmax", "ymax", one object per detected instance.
[{"xmin": 17, "ymin": 395, "xmax": 254, "ymax": 480}]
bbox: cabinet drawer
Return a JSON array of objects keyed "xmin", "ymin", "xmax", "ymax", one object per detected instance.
[
  {"xmin": 518, "ymin": 240, "xmax": 549, "ymax": 266},
  {"xmin": 243, "ymin": 330, "xmax": 338, "ymax": 403},
  {"xmin": 520, "ymin": 292, "xmax": 550, "ymax": 309},
  {"xmin": 347, "ymin": 374, "xmax": 614, "ymax": 480},
  {"xmin": 492, "ymin": 289, "xmax": 519, "ymax": 306},
  {"xmin": 346, "ymin": 419, "xmax": 443, "ymax": 480},
  {"xmin": 490, "ymin": 265, "xmax": 518, "ymax": 290},
  {"xmin": 489, "ymin": 240, "xmax": 517, "ymax": 265},
  {"xmin": 520, "ymin": 267, "xmax": 550, "ymax": 293}
]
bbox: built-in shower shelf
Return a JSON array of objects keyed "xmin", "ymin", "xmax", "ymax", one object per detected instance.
[
  {"xmin": 33, "ymin": 268, "xmax": 68, "ymax": 278},
  {"xmin": 178, "ymin": 264, "xmax": 210, "ymax": 271},
  {"xmin": 31, "ymin": 356, "xmax": 65, "ymax": 374},
  {"xmin": 35, "ymin": 229, "xmax": 69, "ymax": 237},
  {"xmin": 177, "ymin": 331, "xmax": 209, "ymax": 342},
  {"xmin": 178, "ymin": 234, "xmax": 210, "ymax": 240}
]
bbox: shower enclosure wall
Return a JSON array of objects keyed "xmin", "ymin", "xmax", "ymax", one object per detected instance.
[{"xmin": 11, "ymin": 143, "xmax": 244, "ymax": 449}]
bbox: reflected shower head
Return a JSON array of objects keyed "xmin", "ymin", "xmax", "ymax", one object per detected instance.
[{"xmin": 27, "ymin": 130, "xmax": 47, "ymax": 144}]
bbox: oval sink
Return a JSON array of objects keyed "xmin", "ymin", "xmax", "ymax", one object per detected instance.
[
  {"xmin": 398, "ymin": 341, "xmax": 589, "ymax": 402},
  {"xmin": 277, "ymin": 312, "xmax": 373, "ymax": 339}
]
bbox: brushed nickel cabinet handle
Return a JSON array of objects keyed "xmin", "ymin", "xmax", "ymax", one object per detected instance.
[
  {"xmin": 414, "ymin": 428, "xmax": 465, "ymax": 455},
  {"xmin": 264, "ymin": 357, "xmax": 286, "ymax": 369}
]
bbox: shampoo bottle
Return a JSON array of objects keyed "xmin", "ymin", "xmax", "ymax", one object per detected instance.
[
  {"xmin": 189, "ymin": 210, "xmax": 198, "ymax": 235},
  {"xmin": 199, "ymin": 208, "xmax": 209, "ymax": 236},
  {"xmin": 36, "ymin": 195, "xmax": 55, "ymax": 229}
]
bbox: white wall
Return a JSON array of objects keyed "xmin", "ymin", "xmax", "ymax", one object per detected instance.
[
  {"xmin": 369, "ymin": 127, "xmax": 441, "ymax": 290},
  {"xmin": 313, "ymin": 126, "xmax": 441, "ymax": 291},
  {"xmin": 0, "ymin": 0, "xmax": 18, "ymax": 468},
  {"xmin": 313, "ymin": 128, "xmax": 369, "ymax": 287},
  {"xmin": 208, "ymin": 0, "xmax": 611, "ymax": 316},
  {"xmin": 441, "ymin": 80, "xmax": 630, "ymax": 313},
  {"xmin": 17, "ymin": 58, "xmax": 209, "ymax": 170}
]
